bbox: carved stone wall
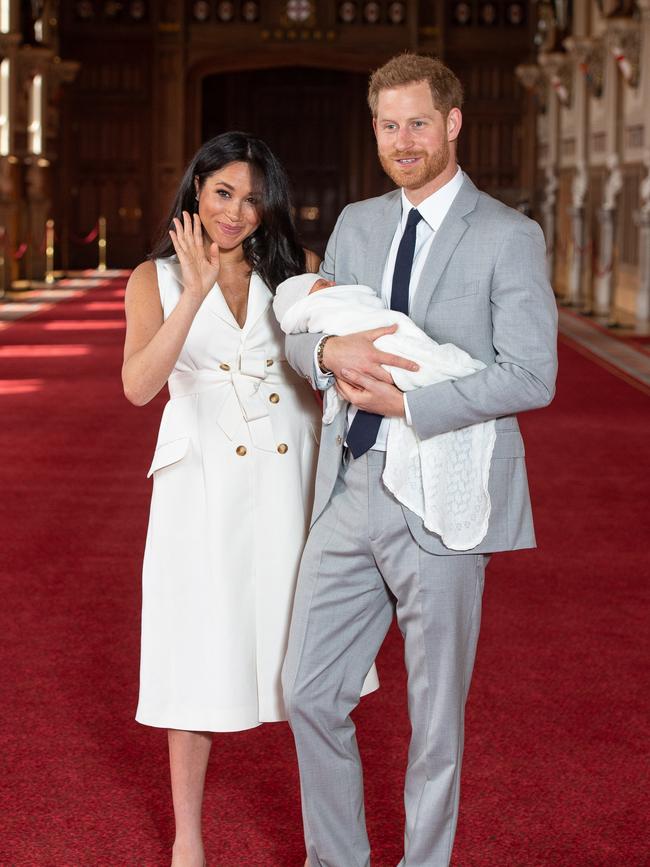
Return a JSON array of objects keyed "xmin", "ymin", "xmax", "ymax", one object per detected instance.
[{"xmin": 530, "ymin": 0, "xmax": 650, "ymax": 322}]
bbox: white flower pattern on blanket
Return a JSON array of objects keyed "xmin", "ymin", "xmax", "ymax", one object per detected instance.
[{"xmin": 274, "ymin": 275, "xmax": 497, "ymax": 551}]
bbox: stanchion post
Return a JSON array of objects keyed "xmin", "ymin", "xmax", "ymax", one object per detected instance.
[
  {"xmin": 45, "ymin": 219, "xmax": 55, "ymax": 284},
  {"xmin": 98, "ymin": 216, "xmax": 107, "ymax": 272}
]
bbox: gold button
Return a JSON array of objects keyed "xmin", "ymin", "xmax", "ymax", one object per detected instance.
[
  {"xmin": 219, "ymin": 362, "xmax": 231, "ymax": 371},
  {"xmin": 336, "ymin": 435, "xmax": 342, "ymax": 446},
  {"xmin": 277, "ymin": 443, "xmax": 288, "ymax": 454},
  {"xmin": 236, "ymin": 445, "xmax": 247, "ymax": 456},
  {"xmin": 266, "ymin": 359, "xmax": 274, "ymax": 367},
  {"xmin": 269, "ymin": 393, "xmax": 280, "ymax": 404}
]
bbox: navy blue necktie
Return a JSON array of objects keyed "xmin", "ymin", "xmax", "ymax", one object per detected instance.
[{"xmin": 346, "ymin": 208, "xmax": 423, "ymax": 459}]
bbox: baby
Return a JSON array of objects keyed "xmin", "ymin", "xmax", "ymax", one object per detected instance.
[{"xmin": 273, "ymin": 273, "xmax": 497, "ymax": 552}]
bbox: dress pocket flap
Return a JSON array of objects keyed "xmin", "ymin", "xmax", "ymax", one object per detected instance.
[
  {"xmin": 147, "ymin": 437, "xmax": 191, "ymax": 478},
  {"xmin": 492, "ymin": 431, "xmax": 526, "ymax": 459}
]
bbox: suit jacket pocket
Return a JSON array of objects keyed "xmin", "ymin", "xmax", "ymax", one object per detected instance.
[
  {"xmin": 147, "ymin": 437, "xmax": 191, "ymax": 478},
  {"xmin": 430, "ymin": 280, "xmax": 481, "ymax": 304},
  {"xmin": 492, "ymin": 431, "xmax": 525, "ymax": 459}
]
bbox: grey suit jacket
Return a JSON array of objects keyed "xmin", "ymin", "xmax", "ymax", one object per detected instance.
[{"xmin": 286, "ymin": 174, "xmax": 558, "ymax": 554}]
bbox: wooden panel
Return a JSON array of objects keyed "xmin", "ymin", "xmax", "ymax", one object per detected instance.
[
  {"xmin": 57, "ymin": 38, "xmax": 153, "ymax": 269},
  {"xmin": 202, "ymin": 68, "xmax": 388, "ymax": 256},
  {"xmin": 451, "ymin": 56, "xmax": 528, "ymax": 204}
]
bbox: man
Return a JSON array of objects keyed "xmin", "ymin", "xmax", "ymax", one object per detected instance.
[{"xmin": 282, "ymin": 53, "xmax": 558, "ymax": 867}]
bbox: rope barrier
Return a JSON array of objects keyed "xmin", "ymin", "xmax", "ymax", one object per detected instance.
[
  {"xmin": 69, "ymin": 223, "xmax": 99, "ymax": 245},
  {"xmin": 0, "ymin": 215, "xmax": 107, "ymax": 283}
]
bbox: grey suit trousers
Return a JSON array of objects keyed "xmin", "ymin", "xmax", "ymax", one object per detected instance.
[{"xmin": 282, "ymin": 450, "xmax": 486, "ymax": 867}]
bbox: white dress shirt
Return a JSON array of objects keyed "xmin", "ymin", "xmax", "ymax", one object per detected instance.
[{"xmin": 315, "ymin": 166, "xmax": 465, "ymax": 450}]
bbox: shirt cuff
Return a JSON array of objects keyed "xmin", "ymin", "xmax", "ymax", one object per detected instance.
[
  {"xmin": 403, "ymin": 393, "xmax": 412, "ymax": 426},
  {"xmin": 313, "ymin": 337, "xmax": 335, "ymax": 390}
]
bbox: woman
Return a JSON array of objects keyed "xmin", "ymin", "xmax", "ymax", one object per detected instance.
[{"xmin": 123, "ymin": 132, "xmax": 377, "ymax": 867}]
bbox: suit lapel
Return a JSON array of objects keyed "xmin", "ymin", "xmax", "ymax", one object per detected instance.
[
  {"xmin": 410, "ymin": 175, "xmax": 480, "ymax": 328},
  {"xmin": 362, "ymin": 191, "xmax": 401, "ymax": 294}
]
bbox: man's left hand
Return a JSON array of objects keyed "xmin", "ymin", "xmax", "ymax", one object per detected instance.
[{"xmin": 336, "ymin": 368, "xmax": 405, "ymax": 417}]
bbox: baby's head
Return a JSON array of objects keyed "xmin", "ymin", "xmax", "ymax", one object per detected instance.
[{"xmin": 309, "ymin": 277, "xmax": 337, "ymax": 294}]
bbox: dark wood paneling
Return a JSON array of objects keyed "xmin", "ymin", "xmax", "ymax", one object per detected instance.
[
  {"xmin": 203, "ymin": 68, "xmax": 389, "ymax": 256},
  {"xmin": 57, "ymin": 39, "xmax": 153, "ymax": 269}
]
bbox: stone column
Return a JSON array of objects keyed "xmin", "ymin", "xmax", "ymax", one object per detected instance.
[
  {"xmin": 567, "ymin": 161, "xmax": 588, "ymax": 306},
  {"xmin": 563, "ymin": 3, "xmax": 593, "ymax": 308},
  {"xmin": 541, "ymin": 165, "xmax": 559, "ymax": 280},
  {"xmin": 634, "ymin": 1, "xmax": 650, "ymax": 321},
  {"xmin": 635, "ymin": 154, "xmax": 650, "ymax": 322},
  {"xmin": 594, "ymin": 153, "xmax": 622, "ymax": 318},
  {"xmin": 538, "ymin": 52, "xmax": 570, "ymax": 281},
  {"xmin": 0, "ymin": 0, "xmax": 23, "ymax": 294}
]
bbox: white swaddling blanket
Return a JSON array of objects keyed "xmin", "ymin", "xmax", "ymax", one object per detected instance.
[{"xmin": 273, "ymin": 274, "xmax": 497, "ymax": 551}]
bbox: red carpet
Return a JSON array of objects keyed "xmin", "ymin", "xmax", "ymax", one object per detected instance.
[{"xmin": 1, "ymin": 280, "xmax": 648, "ymax": 866}]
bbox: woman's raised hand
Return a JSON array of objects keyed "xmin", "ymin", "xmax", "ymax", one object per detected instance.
[{"xmin": 169, "ymin": 210, "xmax": 220, "ymax": 301}]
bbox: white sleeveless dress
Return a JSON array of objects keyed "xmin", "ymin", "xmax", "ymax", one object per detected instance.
[{"xmin": 135, "ymin": 257, "xmax": 378, "ymax": 732}]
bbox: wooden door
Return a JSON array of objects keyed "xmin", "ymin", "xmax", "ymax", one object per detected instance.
[{"xmin": 202, "ymin": 67, "xmax": 390, "ymax": 256}]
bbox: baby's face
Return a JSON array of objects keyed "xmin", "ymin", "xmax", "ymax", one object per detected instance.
[{"xmin": 309, "ymin": 278, "xmax": 337, "ymax": 294}]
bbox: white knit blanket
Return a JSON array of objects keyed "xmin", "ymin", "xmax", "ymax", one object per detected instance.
[{"xmin": 274, "ymin": 275, "xmax": 497, "ymax": 550}]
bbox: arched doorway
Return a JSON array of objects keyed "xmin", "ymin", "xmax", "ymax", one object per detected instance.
[{"xmin": 201, "ymin": 67, "xmax": 391, "ymax": 255}]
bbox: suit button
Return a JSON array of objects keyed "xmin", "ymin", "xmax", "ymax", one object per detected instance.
[
  {"xmin": 266, "ymin": 359, "xmax": 274, "ymax": 367},
  {"xmin": 277, "ymin": 443, "xmax": 288, "ymax": 454},
  {"xmin": 336, "ymin": 435, "xmax": 342, "ymax": 446},
  {"xmin": 269, "ymin": 393, "xmax": 280, "ymax": 404},
  {"xmin": 236, "ymin": 445, "xmax": 247, "ymax": 456},
  {"xmin": 219, "ymin": 363, "xmax": 231, "ymax": 371}
]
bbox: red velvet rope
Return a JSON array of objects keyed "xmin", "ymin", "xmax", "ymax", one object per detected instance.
[{"xmin": 69, "ymin": 223, "xmax": 99, "ymax": 245}]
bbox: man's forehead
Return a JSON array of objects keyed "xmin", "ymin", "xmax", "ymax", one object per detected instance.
[{"xmin": 376, "ymin": 82, "xmax": 439, "ymax": 114}]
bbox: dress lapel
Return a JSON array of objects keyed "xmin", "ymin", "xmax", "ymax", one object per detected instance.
[
  {"xmin": 161, "ymin": 258, "xmax": 241, "ymax": 330},
  {"xmin": 243, "ymin": 271, "xmax": 272, "ymax": 332},
  {"xmin": 410, "ymin": 175, "xmax": 480, "ymax": 328}
]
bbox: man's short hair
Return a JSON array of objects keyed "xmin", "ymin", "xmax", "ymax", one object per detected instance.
[{"xmin": 367, "ymin": 53, "xmax": 464, "ymax": 119}]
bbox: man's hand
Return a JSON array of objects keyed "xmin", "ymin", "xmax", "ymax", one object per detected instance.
[
  {"xmin": 336, "ymin": 369, "xmax": 405, "ymax": 418},
  {"xmin": 322, "ymin": 326, "xmax": 418, "ymax": 384}
]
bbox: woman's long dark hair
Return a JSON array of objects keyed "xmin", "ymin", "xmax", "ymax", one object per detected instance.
[{"xmin": 149, "ymin": 131, "xmax": 306, "ymax": 291}]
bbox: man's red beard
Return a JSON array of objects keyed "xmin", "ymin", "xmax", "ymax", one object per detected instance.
[{"xmin": 379, "ymin": 139, "xmax": 450, "ymax": 190}]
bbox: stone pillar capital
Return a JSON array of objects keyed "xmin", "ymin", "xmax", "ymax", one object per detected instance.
[
  {"xmin": 538, "ymin": 52, "xmax": 573, "ymax": 106},
  {"xmin": 563, "ymin": 35, "xmax": 605, "ymax": 97},
  {"xmin": 515, "ymin": 64, "xmax": 542, "ymax": 91},
  {"xmin": 606, "ymin": 17, "xmax": 641, "ymax": 87}
]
